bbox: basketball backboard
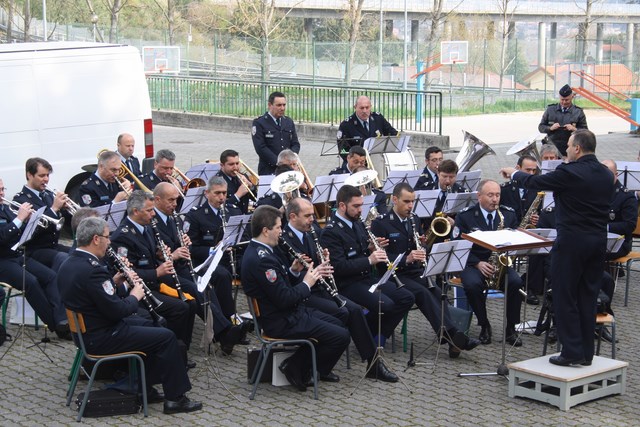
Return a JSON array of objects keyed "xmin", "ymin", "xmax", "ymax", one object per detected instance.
[
  {"xmin": 143, "ymin": 46, "xmax": 181, "ymax": 74},
  {"xmin": 440, "ymin": 41, "xmax": 468, "ymax": 65}
]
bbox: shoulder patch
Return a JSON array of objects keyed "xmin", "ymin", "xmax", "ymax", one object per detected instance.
[
  {"xmin": 102, "ymin": 280, "xmax": 115, "ymax": 295},
  {"xmin": 252, "ymin": 126, "xmax": 257, "ymax": 136},
  {"xmin": 265, "ymin": 269, "xmax": 277, "ymax": 283},
  {"xmin": 257, "ymin": 248, "xmax": 268, "ymax": 258},
  {"xmin": 81, "ymin": 194, "xmax": 92, "ymax": 205},
  {"xmin": 183, "ymin": 221, "xmax": 190, "ymax": 233},
  {"xmin": 117, "ymin": 246, "xmax": 128, "ymax": 257}
]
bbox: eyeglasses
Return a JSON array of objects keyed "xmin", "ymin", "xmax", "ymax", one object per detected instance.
[{"xmin": 95, "ymin": 234, "xmax": 110, "ymax": 239}]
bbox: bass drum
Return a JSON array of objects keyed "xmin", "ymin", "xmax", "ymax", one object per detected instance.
[{"xmin": 371, "ymin": 150, "xmax": 417, "ymax": 181}]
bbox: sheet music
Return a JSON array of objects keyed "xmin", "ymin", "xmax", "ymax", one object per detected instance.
[
  {"xmin": 541, "ymin": 160, "xmax": 563, "ymax": 174},
  {"xmin": 222, "ymin": 214, "xmax": 251, "ymax": 248},
  {"xmin": 542, "ymin": 191, "xmax": 555, "ymax": 211},
  {"xmin": 422, "ymin": 240, "xmax": 473, "ymax": 278},
  {"xmin": 456, "ymin": 170, "xmax": 482, "ymax": 192},
  {"xmin": 511, "ymin": 228, "xmax": 556, "ymax": 255},
  {"xmin": 361, "ymin": 194, "xmax": 377, "ymax": 220},
  {"xmin": 369, "ymin": 253, "xmax": 404, "ymax": 293},
  {"xmin": 257, "ymin": 175, "xmax": 275, "ymax": 198},
  {"xmin": 442, "ymin": 192, "xmax": 477, "ymax": 214},
  {"xmin": 195, "ymin": 241, "xmax": 224, "ymax": 292},
  {"xmin": 12, "ymin": 206, "xmax": 45, "ymax": 251},
  {"xmin": 185, "ymin": 163, "xmax": 220, "ymax": 183},
  {"xmin": 607, "ymin": 232, "xmax": 625, "ymax": 253},
  {"xmin": 311, "ymin": 174, "xmax": 349, "ymax": 204},
  {"xmin": 180, "ymin": 186, "xmax": 206, "ymax": 214},
  {"xmin": 413, "ymin": 190, "xmax": 439, "ymax": 218},
  {"xmin": 95, "ymin": 201, "xmax": 127, "ymax": 232},
  {"xmin": 467, "ymin": 229, "xmax": 545, "ymax": 247},
  {"xmin": 382, "ymin": 170, "xmax": 421, "ymax": 194}
]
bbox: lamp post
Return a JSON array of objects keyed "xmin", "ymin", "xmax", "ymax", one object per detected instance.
[
  {"xmin": 91, "ymin": 14, "xmax": 98, "ymax": 42},
  {"xmin": 42, "ymin": 0, "xmax": 47, "ymax": 41}
]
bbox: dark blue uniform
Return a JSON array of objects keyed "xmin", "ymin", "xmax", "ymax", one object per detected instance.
[
  {"xmin": 337, "ymin": 112, "xmax": 397, "ymax": 160},
  {"xmin": 216, "ymin": 171, "xmax": 255, "ymax": 215},
  {"xmin": 414, "ymin": 167, "xmax": 437, "ymax": 191},
  {"xmin": 0, "ymin": 204, "xmax": 65, "ymax": 329},
  {"xmin": 58, "ymin": 250, "xmax": 191, "ymax": 400},
  {"xmin": 120, "ymin": 155, "xmax": 142, "ymax": 178},
  {"xmin": 538, "ymin": 104, "xmax": 588, "ymax": 156},
  {"xmin": 241, "ymin": 239, "xmax": 350, "ymax": 376},
  {"xmin": 251, "ymin": 113, "xmax": 300, "ymax": 175},
  {"xmin": 454, "ymin": 205, "xmax": 524, "ymax": 330},
  {"xmin": 110, "ymin": 218, "xmax": 196, "ymax": 348},
  {"xmin": 13, "ymin": 187, "xmax": 69, "ymax": 271},
  {"xmin": 512, "ymin": 153, "xmax": 613, "ymax": 363},
  {"xmin": 499, "ymin": 180, "xmax": 540, "ymax": 224},
  {"xmin": 606, "ymin": 181, "xmax": 638, "ymax": 260},
  {"xmin": 139, "ymin": 172, "xmax": 164, "ymax": 192},
  {"xmin": 280, "ymin": 224, "xmax": 377, "ymax": 362},
  {"xmin": 78, "ymin": 173, "xmax": 120, "ymax": 207},
  {"xmin": 320, "ymin": 214, "xmax": 414, "ymax": 338}
]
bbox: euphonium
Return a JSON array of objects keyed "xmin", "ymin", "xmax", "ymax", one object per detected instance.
[
  {"xmin": 486, "ymin": 209, "xmax": 513, "ymax": 290},
  {"xmin": 455, "ymin": 131, "xmax": 496, "ymax": 172},
  {"xmin": 519, "ymin": 192, "xmax": 545, "ymax": 229}
]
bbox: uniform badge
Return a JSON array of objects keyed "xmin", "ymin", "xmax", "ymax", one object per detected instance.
[
  {"xmin": 117, "ymin": 246, "xmax": 128, "ymax": 257},
  {"xmin": 102, "ymin": 280, "xmax": 114, "ymax": 295},
  {"xmin": 82, "ymin": 194, "xmax": 92, "ymax": 205},
  {"xmin": 257, "ymin": 248, "xmax": 267, "ymax": 258},
  {"xmin": 265, "ymin": 269, "xmax": 277, "ymax": 283},
  {"xmin": 452, "ymin": 226, "xmax": 460, "ymax": 239},
  {"xmin": 183, "ymin": 221, "xmax": 190, "ymax": 233},
  {"xmin": 94, "ymin": 179, "xmax": 100, "ymax": 185},
  {"xmin": 609, "ymin": 212, "xmax": 616, "ymax": 220}
]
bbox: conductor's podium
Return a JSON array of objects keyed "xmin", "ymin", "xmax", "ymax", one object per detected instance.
[{"xmin": 508, "ymin": 353, "xmax": 628, "ymax": 411}]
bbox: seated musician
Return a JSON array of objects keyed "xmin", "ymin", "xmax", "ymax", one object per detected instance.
[
  {"xmin": 59, "ymin": 217, "xmax": 202, "ymax": 414},
  {"xmin": 454, "ymin": 180, "xmax": 524, "ymax": 347},
  {"xmin": 421, "ymin": 159, "xmax": 465, "ymax": 231},
  {"xmin": 281, "ymin": 197, "xmax": 398, "ymax": 381},
  {"xmin": 242, "ymin": 205, "xmax": 350, "ymax": 391},
  {"xmin": 350, "ymin": 165, "xmax": 388, "ymax": 216},
  {"xmin": 415, "ymin": 146, "xmax": 444, "ymax": 190},
  {"xmin": 139, "ymin": 149, "xmax": 181, "ymax": 192},
  {"xmin": 78, "ymin": 150, "xmax": 131, "ymax": 207},
  {"xmin": 602, "ymin": 159, "xmax": 638, "ymax": 260},
  {"xmin": 116, "ymin": 133, "xmax": 142, "ymax": 178},
  {"xmin": 500, "ymin": 155, "xmax": 540, "ymax": 225},
  {"xmin": 320, "ymin": 185, "xmax": 415, "ymax": 350},
  {"xmin": 329, "ymin": 146, "xmax": 367, "ymax": 176},
  {"xmin": 540, "ymin": 144, "xmax": 561, "ymax": 162},
  {"xmin": 0, "ymin": 178, "xmax": 70, "ymax": 339},
  {"xmin": 371, "ymin": 183, "xmax": 480, "ymax": 358},
  {"xmin": 13, "ymin": 157, "xmax": 70, "ymax": 271},
  {"xmin": 216, "ymin": 149, "xmax": 257, "ymax": 214},
  {"xmin": 276, "ymin": 149, "xmax": 312, "ymax": 196}
]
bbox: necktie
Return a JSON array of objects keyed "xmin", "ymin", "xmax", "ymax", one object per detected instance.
[
  {"xmin": 487, "ymin": 213, "xmax": 493, "ymax": 230},
  {"xmin": 439, "ymin": 191, "xmax": 446, "ymax": 204},
  {"xmin": 363, "ymin": 121, "xmax": 369, "ymax": 133},
  {"xmin": 434, "ymin": 174, "xmax": 439, "ymax": 185},
  {"xmin": 404, "ymin": 220, "xmax": 411, "ymax": 234},
  {"xmin": 276, "ymin": 118, "xmax": 281, "ymax": 128},
  {"xmin": 39, "ymin": 191, "xmax": 47, "ymax": 201},
  {"xmin": 562, "ymin": 108, "xmax": 567, "ymax": 113}
]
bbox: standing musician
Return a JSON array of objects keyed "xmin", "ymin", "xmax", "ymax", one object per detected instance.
[
  {"xmin": 139, "ymin": 149, "xmax": 183, "ymax": 192},
  {"xmin": 13, "ymin": 157, "xmax": 69, "ymax": 271},
  {"xmin": 538, "ymin": 84, "xmax": 588, "ymax": 157},
  {"xmin": 500, "ymin": 130, "xmax": 612, "ymax": 366},
  {"xmin": 242, "ymin": 205, "xmax": 350, "ymax": 391},
  {"xmin": 329, "ymin": 146, "xmax": 367, "ymax": 176},
  {"xmin": 320, "ymin": 185, "xmax": 415, "ymax": 348},
  {"xmin": 252, "ymin": 91, "xmax": 300, "ymax": 176},
  {"xmin": 500, "ymin": 155, "xmax": 540, "ymax": 225},
  {"xmin": 337, "ymin": 96, "xmax": 397, "ymax": 162},
  {"xmin": 454, "ymin": 180, "xmax": 524, "ymax": 347},
  {"xmin": 414, "ymin": 146, "xmax": 444, "ymax": 190},
  {"xmin": 59, "ymin": 217, "xmax": 203, "ymax": 414},
  {"xmin": 216, "ymin": 149, "xmax": 256, "ymax": 215},
  {"xmin": 371, "ymin": 183, "xmax": 480, "ymax": 358},
  {"xmin": 281, "ymin": 197, "xmax": 398, "ymax": 381},
  {"xmin": 78, "ymin": 150, "xmax": 131, "ymax": 207},
  {"xmin": 0, "ymin": 178, "xmax": 70, "ymax": 339},
  {"xmin": 602, "ymin": 159, "xmax": 638, "ymax": 261},
  {"xmin": 116, "ymin": 133, "xmax": 142, "ymax": 178}
]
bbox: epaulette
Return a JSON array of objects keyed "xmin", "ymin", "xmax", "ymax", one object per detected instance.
[
  {"xmin": 190, "ymin": 205, "xmax": 199, "ymax": 211},
  {"xmin": 548, "ymin": 103, "xmax": 558, "ymax": 107},
  {"xmin": 371, "ymin": 111, "xmax": 382, "ymax": 116},
  {"xmin": 573, "ymin": 105, "xmax": 583, "ymax": 110},
  {"xmin": 500, "ymin": 180, "xmax": 513, "ymax": 188},
  {"xmin": 459, "ymin": 206, "xmax": 473, "ymax": 213},
  {"xmin": 81, "ymin": 178, "xmax": 90, "ymax": 185},
  {"xmin": 257, "ymin": 248, "xmax": 269, "ymax": 259},
  {"xmin": 324, "ymin": 222, "xmax": 334, "ymax": 229},
  {"xmin": 500, "ymin": 205, "xmax": 515, "ymax": 212}
]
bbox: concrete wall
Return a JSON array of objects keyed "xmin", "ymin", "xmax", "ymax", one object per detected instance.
[{"xmin": 152, "ymin": 111, "xmax": 450, "ymax": 151}]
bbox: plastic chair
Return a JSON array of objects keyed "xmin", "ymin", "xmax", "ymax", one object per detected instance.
[
  {"xmin": 246, "ymin": 296, "xmax": 318, "ymax": 400},
  {"xmin": 65, "ymin": 308, "xmax": 148, "ymax": 422}
]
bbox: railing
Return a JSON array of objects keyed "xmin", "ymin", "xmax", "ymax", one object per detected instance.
[{"xmin": 147, "ymin": 76, "xmax": 443, "ymax": 134}]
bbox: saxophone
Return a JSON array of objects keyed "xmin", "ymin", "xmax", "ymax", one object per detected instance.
[
  {"xmin": 519, "ymin": 191, "xmax": 545, "ymax": 229},
  {"xmin": 486, "ymin": 209, "xmax": 513, "ymax": 290}
]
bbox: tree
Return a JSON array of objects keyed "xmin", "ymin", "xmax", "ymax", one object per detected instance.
[
  {"xmin": 575, "ymin": 0, "xmax": 602, "ymax": 62},
  {"xmin": 104, "ymin": 0, "xmax": 128, "ymax": 43},
  {"xmin": 496, "ymin": 0, "xmax": 518, "ymax": 94},
  {"xmin": 344, "ymin": 0, "xmax": 364, "ymax": 85},
  {"xmin": 152, "ymin": 0, "xmax": 177, "ymax": 45}
]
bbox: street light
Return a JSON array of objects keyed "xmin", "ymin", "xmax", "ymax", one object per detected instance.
[{"xmin": 91, "ymin": 14, "xmax": 98, "ymax": 42}]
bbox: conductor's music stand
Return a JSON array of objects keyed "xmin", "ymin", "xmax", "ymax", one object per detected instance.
[
  {"xmin": 382, "ymin": 170, "xmax": 421, "ymax": 195},
  {"xmin": 456, "ymin": 170, "xmax": 482, "ymax": 193},
  {"xmin": 459, "ymin": 228, "xmax": 552, "ymax": 377},
  {"xmin": 412, "ymin": 190, "xmax": 439, "ymax": 218},
  {"xmin": 95, "ymin": 201, "xmax": 127, "ymax": 232}
]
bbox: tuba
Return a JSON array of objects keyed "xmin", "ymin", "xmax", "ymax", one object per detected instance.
[
  {"xmin": 270, "ymin": 170, "xmax": 304, "ymax": 208},
  {"xmin": 455, "ymin": 131, "xmax": 496, "ymax": 172},
  {"xmin": 506, "ymin": 135, "xmax": 544, "ymax": 166}
]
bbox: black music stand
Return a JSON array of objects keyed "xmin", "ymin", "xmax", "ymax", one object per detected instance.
[
  {"xmin": 456, "ymin": 170, "xmax": 482, "ymax": 193},
  {"xmin": 186, "ymin": 163, "xmax": 220, "ymax": 183},
  {"xmin": 458, "ymin": 229, "xmax": 552, "ymax": 377},
  {"xmin": 311, "ymin": 174, "xmax": 348, "ymax": 216},
  {"xmin": 222, "ymin": 215, "xmax": 251, "ymax": 249},
  {"xmin": 321, "ymin": 139, "xmax": 342, "ymax": 157},
  {"xmin": 257, "ymin": 175, "xmax": 275, "ymax": 199},
  {"xmin": 180, "ymin": 187, "xmax": 206, "ymax": 214},
  {"xmin": 616, "ymin": 161, "xmax": 640, "ymax": 191},
  {"xmin": 96, "ymin": 201, "xmax": 127, "ymax": 232},
  {"xmin": 382, "ymin": 170, "xmax": 421, "ymax": 195},
  {"xmin": 441, "ymin": 192, "xmax": 477, "ymax": 215},
  {"xmin": 363, "ymin": 135, "xmax": 411, "ymax": 154},
  {"xmin": 360, "ymin": 194, "xmax": 378, "ymax": 220},
  {"xmin": 412, "ymin": 190, "xmax": 439, "ymax": 218}
]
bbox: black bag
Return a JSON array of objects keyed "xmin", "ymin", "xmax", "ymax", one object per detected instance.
[
  {"xmin": 75, "ymin": 389, "xmax": 140, "ymax": 418},
  {"xmin": 0, "ymin": 324, "xmax": 11, "ymax": 346}
]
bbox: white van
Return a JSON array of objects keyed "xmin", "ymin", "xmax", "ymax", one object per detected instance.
[{"xmin": 0, "ymin": 42, "xmax": 154, "ymax": 198}]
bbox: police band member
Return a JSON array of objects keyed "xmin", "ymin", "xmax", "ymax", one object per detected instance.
[
  {"xmin": 602, "ymin": 159, "xmax": 638, "ymax": 260},
  {"xmin": 242, "ymin": 205, "xmax": 350, "ymax": 391},
  {"xmin": 58, "ymin": 217, "xmax": 203, "ymax": 414},
  {"xmin": 0, "ymin": 179, "xmax": 70, "ymax": 339},
  {"xmin": 499, "ymin": 155, "xmax": 540, "ymax": 225},
  {"xmin": 281, "ymin": 197, "xmax": 398, "ymax": 381},
  {"xmin": 500, "ymin": 130, "xmax": 612, "ymax": 366},
  {"xmin": 116, "ymin": 133, "xmax": 142, "ymax": 178},
  {"xmin": 320, "ymin": 185, "xmax": 415, "ymax": 347},
  {"xmin": 351, "ymin": 165, "xmax": 388, "ymax": 216},
  {"xmin": 277, "ymin": 149, "xmax": 312, "ymax": 196},
  {"xmin": 371, "ymin": 183, "xmax": 480, "ymax": 358},
  {"xmin": 454, "ymin": 180, "xmax": 524, "ymax": 347},
  {"xmin": 13, "ymin": 157, "xmax": 69, "ymax": 271},
  {"xmin": 216, "ymin": 149, "xmax": 256, "ymax": 215},
  {"xmin": 139, "ymin": 149, "xmax": 181, "ymax": 192},
  {"xmin": 540, "ymin": 144, "xmax": 562, "ymax": 162},
  {"xmin": 78, "ymin": 150, "xmax": 131, "ymax": 207},
  {"xmin": 414, "ymin": 146, "xmax": 444, "ymax": 190},
  {"xmin": 329, "ymin": 145, "xmax": 367, "ymax": 176},
  {"xmin": 538, "ymin": 84, "xmax": 588, "ymax": 157},
  {"xmin": 337, "ymin": 96, "xmax": 397, "ymax": 161},
  {"xmin": 252, "ymin": 91, "xmax": 300, "ymax": 176}
]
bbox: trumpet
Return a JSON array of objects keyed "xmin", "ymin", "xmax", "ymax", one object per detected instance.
[
  {"xmin": 45, "ymin": 185, "xmax": 80, "ymax": 215},
  {"xmin": 1, "ymin": 197, "xmax": 65, "ymax": 230}
]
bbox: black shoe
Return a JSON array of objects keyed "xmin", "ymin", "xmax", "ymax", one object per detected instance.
[
  {"xmin": 278, "ymin": 358, "xmax": 307, "ymax": 392},
  {"xmin": 55, "ymin": 323, "xmax": 72, "ymax": 341},
  {"xmin": 320, "ymin": 372, "xmax": 340, "ymax": 382},
  {"xmin": 547, "ymin": 329, "xmax": 558, "ymax": 344},
  {"xmin": 479, "ymin": 325, "xmax": 492, "ymax": 345},
  {"xmin": 526, "ymin": 291, "xmax": 540, "ymax": 305},
  {"xmin": 464, "ymin": 337, "xmax": 480, "ymax": 351},
  {"xmin": 366, "ymin": 360, "xmax": 398, "ymax": 383},
  {"xmin": 449, "ymin": 343, "xmax": 461, "ymax": 359},
  {"xmin": 145, "ymin": 386, "xmax": 164, "ymax": 404},
  {"xmin": 218, "ymin": 324, "xmax": 245, "ymax": 355},
  {"xmin": 549, "ymin": 355, "xmax": 586, "ymax": 366},
  {"xmin": 186, "ymin": 360, "xmax": 196, "ymax": 370},
  {"xmin": 163, "ymin": 395, "xmax": 203, "ymax": 414},
  {"xmin": 506, "ymin": 332, "xmax": 523, "ymax": 347},
  {"xmin": 450, "ymin": 330, "xmax": 467, "ymax": 350},
  {"xmin": 581, "ymin": 360, "xmax": 593, "ymax": 366},
  {"xmin": 596, "ymin": 328, "xmax": 617, "ymax": 344}
]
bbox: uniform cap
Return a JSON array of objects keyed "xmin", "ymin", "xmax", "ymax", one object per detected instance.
[{"xmin": 559, "ymin": 84, "xmax": 572, "ymax": 97}]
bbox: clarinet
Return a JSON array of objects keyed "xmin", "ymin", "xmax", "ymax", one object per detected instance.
[
  {"xmin": 308, "ymin": 227, "xmax": 343, "ymax": 300},
  {"xmin": 220, "ymin": 204, "xmax": 241, "ymax": 286},
  {"xmin": 279, "ymin": 237, "xmax": 347, "ymax": 308},
  {"xmin": 172, "ymin": 211, "xmax": 198, "ymax": 284},
  {"xmin": 105, "ymin": 246, "xmax": 166, "ymax": 327},
  {"xmin": 150, "ymin": 218, "xmax": 188, "ymax": 302},
  {"xmin": 363, "ymin": 222, "xmax": 405, "ymax": 289},
  {"xmin": 409, "ymin": 214, "xmax": 434, "ymax": 289}
]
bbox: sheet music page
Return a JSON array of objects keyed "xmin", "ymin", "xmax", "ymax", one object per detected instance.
[{"xmin": 467, "ymin": 229, "xmax": 544, "ymax": 247}]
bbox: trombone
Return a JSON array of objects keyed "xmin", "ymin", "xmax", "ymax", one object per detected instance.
[
  {"xmin": 118, "ymin": 161, "xmax": 151, "ymax": 194},
  {"xmin": 172, "ymin": 166, "xmax": 206, "ymax": 197},
  {"xmin": 297, "ymin": 160, "xmax": 314, "ymax": 195},
  {"xmin": 45, "ymin": 185, "xmax": 81, "ymax": 215},
  {"xmin": 1, "ymin": 197, "xmax": 65, "ymax": 230}
]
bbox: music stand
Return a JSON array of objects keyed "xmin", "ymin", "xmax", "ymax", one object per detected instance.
[
  {"xmin": 441, "ymin": 192, "xmax": 477, "ymax": 215},
  {"xmin": 257, "ymin": 175, "xmax": 275, "ymax": 199},
  {"xmin": 541, "ymin": 160, "xmax": 563, "ymax": 175},
  {"xmin": 456, "ymin": 170, "xmax": 482, "ymax": 192},
  {"xmin": 363, "ymin": 135, "xmax": 411, "ymax": 154},
  {"xmin": 222, "ymin": 215, "xmax": 251, "ymax": 249},
  {"xmin": 458, "ymin": 228, "xmax": 552, "ymax": 377},
  {"xmin": 542, "ymin": 192, "xmax": 555, "ymax": 211},
  {"xmin": 186, "ymin": 163, "xmax": 220, "ymax": 183},
  {"xmin": 615, "ymin": 161, "xmax": 640, "ymax": 191},
  {"xmin": 412, "ymin": 190, "xmax": 439, "ymax": 218},
  {"xmin": 311, "ymin": 174, "xmax": 348, "ymax": 218},
  {"xmin": 382, "ymin": 170, "xmax": 421, "ymax": 195},
  {"xmin": 180, "ymin": 187, "xmax": 206, "ymax": 214},
  {"xmin": 360, "ymin": 194, "xmax": 377, "ymax": 220},
  {"xmin": 321, "ymin": 139, "xmax": 342, "ymax": 157},
  {"xmin": 95, "ymin": 201, "xmax": 127, "ymax": 232}
]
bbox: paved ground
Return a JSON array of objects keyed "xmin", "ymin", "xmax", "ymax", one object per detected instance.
[{"xmin": 1, "ymin": 112, "xmax": 639, "ymax": 426}]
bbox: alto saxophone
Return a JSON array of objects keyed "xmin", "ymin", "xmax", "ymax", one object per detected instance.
[
  {"xmin": 519, "ymin": 191, "xmax": 545, "ymax": 229},
  {"xmin": 486, "ymin": 209, "xmax": 513, "ymax": 290}
]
